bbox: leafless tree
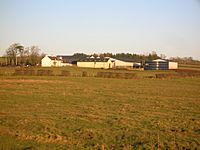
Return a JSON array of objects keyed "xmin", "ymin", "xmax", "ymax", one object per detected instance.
[
  {"xmin": 29, "ymin": 46, "xmax": 41, "ymax": 66},
  {"xmin": 160, "ymin": 54, "xmax": 166, "ymax": 59},
  {"xmin": 5, "ymin": 43, "xmax": 24, "ymax": 65}
]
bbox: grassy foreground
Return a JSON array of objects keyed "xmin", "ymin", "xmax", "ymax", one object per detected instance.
[{"xmin": 0, "ymin": 67, "xmax": 200, "ymax": 149}]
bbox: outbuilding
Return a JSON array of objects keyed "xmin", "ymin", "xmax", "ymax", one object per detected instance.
[
  {"xmin": 77, "ymin": 56, "xmax": 137, "ymax": 69},
  {"xmin": 77, "ymin": 57, "xmax": 114, "ymax": 69},
  {"xmin": 169, "ymin": 61, "xmax": 178, "ymax": 69},
  {"xmin": 144, "ymin": 59, "xmax": 178, "ymax": 70}
]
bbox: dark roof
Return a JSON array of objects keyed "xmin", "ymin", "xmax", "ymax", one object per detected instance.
[
  {"xmin": 114, "ymin": 58, "xmax": 142, "ymax": 62},
  {"xmin": 78, "ymin": 57, "xmax": 110, "ymax": 62},
  {"xmin": 57, "ymin": 55, "xmax": 87, "ymax": 63},
  {"xmin": 48, "ymin": 56, "xmax": 61, "ymax": 60}
]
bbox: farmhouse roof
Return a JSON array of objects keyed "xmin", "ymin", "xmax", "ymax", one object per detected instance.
[{"xmin": 48, "ymin": 56, "xmax": 61, "ymax": 60}]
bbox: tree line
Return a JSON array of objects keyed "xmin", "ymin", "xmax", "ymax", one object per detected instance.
[
  {"xmin": 73, "ymin": 51, "xmax": 163, "ymax": 61},
  {"xmin": 1, "ymin": 43, "xmax": 45, "ymax": 66},
  {"xmin": 72, "ymin": 52, "xmax": 200, "ymax": 64},
  {"xmin": 169, "ymin": 57, "xmax": 200, "ymax": 65},
  {"xmin": 1, "ymin": 43, "xmax": 199, "ymax": 66}
]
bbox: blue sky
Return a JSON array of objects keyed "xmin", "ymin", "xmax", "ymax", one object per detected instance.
[{"xmin": 0, "ymin": 0, "xmax": 200, "ymax": 59}]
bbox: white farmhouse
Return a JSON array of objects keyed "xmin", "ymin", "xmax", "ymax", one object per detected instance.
[{"xmin": 41, "ymin": 55, "xmax": 72, "ymax": 67}]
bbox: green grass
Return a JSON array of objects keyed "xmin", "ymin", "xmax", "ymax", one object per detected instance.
[
  {"xmin": 179, "ymin": 63, "xmax": 200, "ymax": 70},
  {"xmin": 0, "ymin": 67, "xmax": 200, "ymax": 149}
]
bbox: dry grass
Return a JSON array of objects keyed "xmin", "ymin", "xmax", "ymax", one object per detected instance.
[{"xmin": 0, "ymin": 67, "xmax": 200, "ymax": 149}]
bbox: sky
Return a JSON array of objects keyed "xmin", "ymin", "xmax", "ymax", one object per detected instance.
[{"xmin": 0, "ymin": 0, "xmax": 200, "ymax": 59}]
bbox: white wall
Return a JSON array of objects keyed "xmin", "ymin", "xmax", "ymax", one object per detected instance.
[
  {"xmin": 115, "ymin": 60, "xmax": 133, "ymax": 68},
  {"xmin": 77, "ymin": 62, "xmax": 110, "ymax": 69},
  {"xmin": 110, "ymin": 58, "xmax": 133, "ymax": 68},
  {"xmin": 77, "ymin": 58, "xmax": 134, "ymax": 69},
  {"xmin": 169, "ymin": 62, "xmax": 178, "ymax": 69},
  {"xmin": 41, "ymin": 56, "xmax": 69, "ymax": 67},
  {"xmin": 54, "ymin": 60, "xmax": 62, "ymax": 67},
  {"xmin": 41, "ymin": 56, "xmax": 52, "ymax": 67}
]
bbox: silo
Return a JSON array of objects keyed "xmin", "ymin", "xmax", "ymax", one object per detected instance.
[{"xmin": 144, "ymin": 59, "xmax": 169, "ymax": 70}]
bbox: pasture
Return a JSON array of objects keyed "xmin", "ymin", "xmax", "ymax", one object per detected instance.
[{"xmin": 0, "ymin": 66, "xmax": 200, "ymax": 149}]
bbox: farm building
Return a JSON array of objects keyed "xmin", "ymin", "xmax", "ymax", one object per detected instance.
[
  {"xmin": 41, "ymin": 55, "xmax": 72, "ymax": 67},
  {"xmin": 114, "ymin": 58, "xmax": 142, "ymax": 68},
  {"xmin": 57, "ymin": 54, "xmax": 88, "ymax": 65},
  {"xmin": 77, "ymin": 57, "xmax": 113, "ymax": 69},
  {"xmin": 77, "ymin": 56, "xmax": 139, "ymax": 69},
  {"xmin": 168, "ymin": 61, "xmax": 178, "ymax": 69},
  {"xmin": 144, "ymin": 59, "xmax": 178, "ymax": 70},
  {"xmin": 111, "ymin": 58, "xmax": 141, "ymax": 69}
]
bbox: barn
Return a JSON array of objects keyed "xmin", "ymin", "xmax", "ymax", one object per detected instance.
[
  {"xmin": 77, "ymin": 57, "xmax": 113, "ymax": 69},
  {"xmin": 144, "ymin": 59, "xmax": 178, "ymax": 70},
  {"xmin": 77, "ymin": 56, "xmax": 138, "ymax": 69}
]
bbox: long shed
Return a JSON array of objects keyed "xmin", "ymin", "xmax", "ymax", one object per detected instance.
[
  {"xmin": 77, "ymin": 57, "xmax": 137, "ymax": 69},
  {"xmin": 77, "ymin": 57, "xmax": 113, "ymax": 69},
  {"xmin": 144, "ymin": 59, "xmax": 178, "ymax": 70}
]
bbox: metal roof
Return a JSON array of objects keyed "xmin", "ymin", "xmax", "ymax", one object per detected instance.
[
  {"xmin": 78, "ymin": 57, "xmax": 110, "ymax": 62},
  {"xmin": 57, "ymin": 55, "xmax": 87, "ymax": 63},
  {"xmin": 48, "ymin": 56, "xmax": 60, "ymax": 60}
]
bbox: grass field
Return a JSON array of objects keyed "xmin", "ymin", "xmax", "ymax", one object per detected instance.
[
  {"xmin": 179, "ymin": 64, "xmax": 200, "ymax": 70},
  {"xmin": 0, "ymin": 66, "xmax": 200, "ymax": 149}
]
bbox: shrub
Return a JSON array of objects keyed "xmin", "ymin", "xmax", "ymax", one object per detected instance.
[
  {"xmin": 14, "ymin": 69, "xmax": 36, "ymax": 76},
  {"xmin": 61, "ymin": 70, "xmax": 70, "ymax": 76},
  {"xmin": 155, "ymin": 74, "xmax": 176, "ymax": 79},
  {"xmin": 37, "ymin": 70, "xmax": 53, "ymax": 76},
  {"xmin": 156, "ymin": 69, "xmax": 200, "ymax": 79},
  {"xmin": 124, "ymin": 73, "xmax": 137, "ymax": 79},
  {"xmin": 174, "ymin": 69, "xmax": 200, "ymax": 77},
  {"xmin": 96, "ymin": 72, "xmax": 104, "ymax": 78},
  {"xmin": 82, "ymin": 71, "xmax": 88, "ymax": 77}
]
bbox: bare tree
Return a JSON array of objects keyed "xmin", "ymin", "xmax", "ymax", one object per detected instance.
[
  {"xmin": 29, "ymin": 46, "xmax": 40, "ymax": 66},
  {"xmin": 160, "ymin": 54, "xmax": 166, "ymax": 59},
  {"xmin": 4, "ymin": 44, "xmax": 45, "ymax": 66},
  {"xmin": 5, "ymin": 43, "xmax": 24, "ymax": 65}
]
